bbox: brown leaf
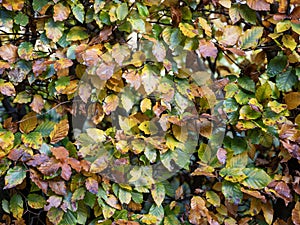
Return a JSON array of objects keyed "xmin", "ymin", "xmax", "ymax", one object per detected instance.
[
  {"xmin": 284, "ymin": 92, "xmax": 300, "ymax": 110},
  {"xmin": 274, "ymin": 181, "xmax": 293, "ymax": 205},
  {"xmin": 61, "ymin": 163, "xmax": 71, "ymax": 181},
  {"xmin": 88, "ymin": 103, "xmax": 105, "ymax": 125},
  {"xmin": 66, "ymin": 158, "xmax": 81, "ymax": 172},
  {"xmin": 26, "ymin": 154, "xmax": 50, "ymax": 167},
  {"xmin": 82, "ymin": 48, "xmax": 101, "ymax": 66},
  {"xmin": 278, "ymin": 0, "xmax": 288, "ymax": 13},
  {"xmin": 198, "ymin": 39, "xmax": 218, "ymax": 59},
  {"xmin": 49, "ymin": 181, "xmax": 67, "ymax": 195},
  {"xmin": 261, "ymin": 201, "xmax": 274, "ymax": 225},
  {"xmin": 103, "ymin": 94, "xmax": 119, "ymax": 115},
  {"xmin": 44, "ymin": 195, "xmax": 62, "ymax": 211},
  {"xmin": 113, "ymin": 220, "xmax": 140, "ymax": 225},
  {"xmin": 106, "ymin": 194, "xmax": 122, "ymax": 210},
  {"xmin": 29, "ymin": 169, "xmax": 48, "ymax": 194},
  {"xmin": 30, "ymin": 95, "xmax": 44, "ymax": 114},
  {"xmin": 85, "ymin": 177, "xmax": 99, "ymax": 194},
  {"xmin": 122, "ymin": 70, "xmax": 141, "ymax": 90},
  {"xmin": 189, "ymin": 196, "xmax": 208, "ymax": 224},
  {"xmin": 247, "ymin": 0, "xmax": 270, "ymax": 10},
  {"xmin": 241, "ymin": 187, "xmax": 266, "ymax": 203},
  {"xmin": 292, "ymin": 201, "xmax": 300, "ymax": 225},
  {"xmin": 0, "ymin": 81, "xmax": 16, "ymax": 96},
  {"xmin": 38, "ymin": 157, "xmax": 61, "ymax": 176},
  {"xmin": 50, "ymin": 119, "xmax": 69, "ymax": 144},
  {"xmin": 53, "ymin": 2, "xmax": 70, "ymax": 22},
  {"xmin": 171, "ymin": 6, "xmax": 182, "ymax": 26},
  {"xmin": 0, "ymin": 44, "xmax": 18, "ymax": 63},
  {"xmin": 3, "ymin": 117, "xmax": 18, "ymax": 133},
  {"xmin": 291, "ymin": 6, "xmax": 300, "ymax": 20},
  {"xmin": 19, "ymin": 112, "xmax": 37, "ymax": 134},
  {"xmin": 51, "ymin": 146, "xmax": 69, "ymax": 161},
  {"xmin": 32, "ymin": 59, "xmax": 47, "ymax": 76}
]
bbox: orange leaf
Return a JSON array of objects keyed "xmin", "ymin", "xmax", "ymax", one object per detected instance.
[
  {"xmin": 51, "ymin": 146, "xmax": 69, "ymax": 160},
  {"xmin": 50, "ymin": 119, "xmax": 69, "ymax": 144},
  {"xmin": 53, "ymin": 2, "xmax": 71, "ymax": 22},
  {"xmin": 284, "ymin": 92, "xmax": 300, "ymax": 110}
]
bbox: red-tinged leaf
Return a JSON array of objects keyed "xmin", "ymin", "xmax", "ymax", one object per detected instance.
[
  {"xmin": 79, "ymin": 82, "xmax": 91, "ymax": 103},
  {"xmin": 8, "ymin": 148, "xmax": 31, "ymax": 162},
  {"xmin": 103, "ymin": 94, "xmax": 119, "ymax": 115},
  {"xmin": 54, "ymin": 58, "xmax": 73, "ymax": 71},
  {"xmin": 198, "ymin": 39, "xmax": 218, "ymax": 58},
  {"xmin": 0, "ymin": 44, "xmax": 18, "ymax": 63},
  {"xmin": 30, "ymin": 95, "xmax": 44, "ymax": 114},
  {"xmin": 38, "ymin": 157, "xmax": 61, "ymax": 176},
  {"xmin": 225, "ymin": 47, "xmax": 246, "ymax": 56},
  {"xmin": 53, "ymin": 2, "xmax": 71, "ymax": 22},
  {"xmin": 85, "ymin": 177, "xmax": 99, "ymax": 194},
  {"xmin": 44, "ymin": 195, "xmax": 62, "ymax": 211},
  {"xmin": 217, "ymin": 148, "xmax": 227, "ymax": 164},
  {"xmin": 61, "ymin": 163, "xmax": 72, "ymax": 181},
  {"xmin": 49, "ymin": 181, "xmax": 67, "ymax": 195},
  {"xmin": 99, "ymin": 26, "xmax": 113, "ymax": 42},
  {"xmin": 247, "ymin": 0, "xmax": 270, "ymax": 11},
  {"xmin": 0, "ymin": 81, "xmax": 16, "ymax": 96},
  {"xmin": 29, "ymin": 169, "xmax": 48, "ymax": 194},
  {"xmin": 32, "ymin": 59, "xmax": 47, "ymax": 75},
  {"xmin": 26, "ymin": 154, "xmax": 50, "ymax": 167},
  {"xmin": 292, "ymin": 202, "xmax": 300, "ymax": 225},
  {"xmin": 50, "ymin": 119, "xmax": 69, "ymax": 144},
  {"xmin": 274, "ymin": 181, "xmax": 293, "ymax": 205},
  {"xmin": 66, "ymin": 158, "xmax": 81, "ymax": 172},
  {"xmin": 51, "ymin": 146, "xmax": 69, "ymax": 161},
  {"xmin": 96, "ymin": 62, "xmax": 115, "ymax": 80},
  {"xmin": 291, "ymin": 6, "xmax": 300, "ymax": 20},
  {"xmin": 122, "ymin": 70, "xmax": 141, "ymax": 90},
  {"xmin": 19, "ymin": 112, "xmax": 37, "ymax": 134},
  {"xmin": 47, "ymin": 208, "xmax": 64, "ymax": 225}
]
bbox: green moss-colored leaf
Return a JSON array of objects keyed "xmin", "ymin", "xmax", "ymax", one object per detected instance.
[
  {"xmin": 21, "ymin": 132, "xmax": 43, "ymax": 149},
  {"xmin": 136, "ymin": 2, "xmax": 149, "ymax": 17},
  {"xmin": 267, "ymin": 55, "xmax": 287, "ymax": 77},
  {"xmin": 14, "ymin": 12, "xmax": 29, "ymax": 26},
  {"xmin": 242, "ymin": 168, "xmax": 272, "ymax": 189},
  {"xmin": 116, "ymin": 3, "xmax": 128, "ymax": 20},
  {"xmin": 66, "ymin": 26, "xmax": 89, "ymax": 41},
  {"xmin": 239, "ymin": 105, "xmax": 261, "ymax": 120},
  {"xmin": 9, "ymin": 194, "xmax": 23, "ymax": 219},
  {"xmin": 27, "ymin": 194, "xmax": 46, "ymax": 209},
  {"xmin": 4, "ymin": 166, "xmax": 26, "ymax": 189},
  {"xmin": 18, "ymin": 41, "xmax": 33, "ymax": 60},
  {"xmin": 206, "ymin": 191, "xmax": 221, "ymax": 207},
  {"xmin": 221, "ymin": 181, "xmax": 243, "ymax": 205},
  {"xmin": 276, "ymin": 68, "xmax": 297, "ymax": 92},
  {"xmin": 239, "ymin": 26, "xmax": 263, "ymax": 49},
  {"xmin": 72, "ymin": 3, "xmax": 85, "ymax": 23},
  {"xmin": 256, "ymin": 82, "xmax": 272, "ymax": 102}
]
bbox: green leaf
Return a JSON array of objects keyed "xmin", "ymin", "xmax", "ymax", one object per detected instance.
[
  {"xmin": 45, "ymin": 19, "xmax": 64, "ymax": 43},
  {"xmin": 72, "ymin": 187, "xmax": 86, "ymax": 202},
  {"xmin": 239, "ymin": 4, "xmax": 257, "ymax": 24},
  {"xmin": 164, "ymin": 214, "xmax": 181, "ymax": 225},
  {"xmin": 14, "ymin": 12, "xmax": 29, "ymax": 26},
  {"xmin": 118, "ymin": 188, "xmax": 132, "ymax": 205},
  {"xmin": 136, "ymin": 2, "xmax": 149, "ymax": 17},
  {"xmin": 239, "ymin": 26, "xmax": 263, "ymax": 49},
  {"xmin": 276, "ymin": 68, "xmax": 297, "ymax": 92},
  {"xmin": 66, "ymin": 26, "xmax": 89, "ymax": 41},
  {"xmin": 151, "ymin": 183, "xmax": 165, "ymax": 206},
  {"xmin": 223, "ymin": 98, "xmax": 239, "ymax": 113},
  {"xmin": 27, "ymin": 194, "xmax": 46, "ymax": 209},
  {"xmin": 35, "ymin": 121, "xmax": 55, "ymax": 137},
  {"xmin": 72, "ymin": 4, "xmax": 85, "ymax": 23},
  {"xmin": 291, "ymin": 22, "xmax": 300, "ymax": 35},
  {"xmin": 242, "ymin": 168, "xmax": 272, "ymax": 189},
  {"xmin": 4, "ymin": 166, "xmax": 26, "ymax": 189},
  {"xmin": 231, "ymin": 137, "xmax": 248, "ymax": 155},
  {"xmin": 116, "ymin": 3, "xmax": 128, "ymax": 20},
  {"xmin": 18, "ymin": 41, "xmax": 33, "ymax": 60},
  {"xmin": 47, "ymin": 208, "xmax": 64, "ymax": 225},
  {"xmin": 206, "ymin": 191, "xmax": 221, "ymax": 207},
  {"xmin": 234, "ymin": 90, "xmax": 254, "ymax": 105},
  {"xmin": 21, "ymin": 132, "xmax": 43, "ymax": 149},
  {"xmin": 267, "ymin": 55, "xmax": 287, "ymax": 77},
  {"xmin": 9, "ymin": 194, "xmax": 23, "ymax": 219},
  {"xmin": 256, "ymin": 82, "xmax": 272, "ymax": 102},
  {"xmin": 238, "ymin": 76, "xmax": 255, "ymax": 92},
  {"xmin": 221, "ymin": 181, "xmax": 243, "ymax": 205},
  {"xmin": 239, "ymin": 105, "xmax": 261, "ymax": 120},
  {"xmin": 33, "ymin": 0, "xmax": 48, "ymax": 12},
  {"xmin": 128, "ymin": 18, "xmax": 146, "ymax": 33},
  {"xmin": 2, "ymin": 199, "xmax": 10, "ymax": 214}
]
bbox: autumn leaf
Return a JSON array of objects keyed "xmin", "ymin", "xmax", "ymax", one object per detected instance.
[
  {"xmin": 30, "ymin": 94, "xmax": 44, "ymax": 113},
  {"xmin": 51, "ymin": 146, "xmax": 69, "ymax": 161},
  {"xmin": 292, "ymin": 202, "xmax": 300, "ymax": 225},
  {"xmin": 247, "ymin": 0, "xmax": 270, "ymax": 11},
  {"xmin": 2, "ymin": 0, "xmax": 24, "ymax": 11},
  {"xmin": 284, "ymin": 92, "xmax": 300, "ymax": 110},
  {"xmin": 198, "ymin": 39, "xmax": 218, "ymax": 58},
  {"xmin": 53, "ymin": 2, "xmax": 70, "ymax": 22},
  {"xmin": 49, "ymin": 181, "xmax": 67, "ymax": 195},
  {"xmin": 19, "ymin": 112, "xmax": 37, "ymax": 134},
  {"xmin": 0, "ymin": 81, "xmax": 16, "ymax": 96},
  {"xmin": 50, "ymin": 119, "xmax": 69, "ymax": 144},
  {"xmin": 0, "ymin": 44, "xmax": 18, "ymax": 63},
  {"xmin": 239, "ymin": 26, "xmax": 264, "ymax": 49}
]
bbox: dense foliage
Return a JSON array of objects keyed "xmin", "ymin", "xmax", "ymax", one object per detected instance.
[{"xmin": 0, "ymin": 0, "xmax": 300, "ymax": 224}]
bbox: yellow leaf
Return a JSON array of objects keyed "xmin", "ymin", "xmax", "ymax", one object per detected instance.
[
  {"xmin": 19, "ymin": 112, "xmax": 37, "ymax": 134},
  {"xmin": 262, "ymin": 201, "xmax": 274, "ymax": 225},
  {"xmin": 140, "ymin": 98, "xmax": 152, "ymax": 113},
  {"xmin": 292, "ymin": 201, "xmax": 300, "ymax": 225},
  {"xmin": 282, "ymin": 34, "xmax": 297, "ymax": 51},
  {"xmin": 50, "ymin": 119, "xmax": 69, "ymax": 144},
  {"xmin": 284, "ymin": 92, "xmax": 300, "ymax": 110},
  {"xmin": 220, "ymin": 25, "xmax": 242, "ymax": 46},
  {"xmin": 198, "ymin": 17, "xmax": 212, "ymax": 37},
  {"xmin": 86, "ymin": 128, "xmax": 106, "ymax": 143},
  {"xmin": 172, "ymin": 125, "xmax": 188, "ymax": 142},
  {"xmin": 219, "ymin": 0, "xmax": 231, "ymax": 8},
  {"xmin": 179, "ymin": 23, "xmax": 197, "ymax": 38},
  {"xmin": 138, "ymin": 121, "xmax": 158, "ymax": 135}
]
